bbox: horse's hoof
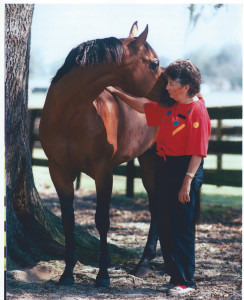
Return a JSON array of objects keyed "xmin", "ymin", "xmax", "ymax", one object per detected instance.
[
  {"xmin": 95, "ymin": 278, "xmax": 110, "ymax": 288},
  {"xmin": 133, "ymin": 264, "xmax": 150, "ymax": 278},
  {"xmin": 58, "ymin": 274, "xmax": 74, "ymax": 285}
]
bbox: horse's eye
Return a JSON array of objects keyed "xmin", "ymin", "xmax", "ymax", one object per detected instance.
[{"xmin": 150, "ymin": 59, "xmax": 159, "ymax": 71}]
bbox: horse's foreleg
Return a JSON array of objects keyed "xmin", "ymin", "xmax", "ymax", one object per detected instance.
[
  {"xmin": 94, "ymin": 167, "xmax": 113, "ymax": 287},
  {"xmin": 135, "ymin": 149, "xmax": 159, "ymax": 277},
  {"xmin": 49, "ymin": 163, "xmax": 76, "ymax": 285}
]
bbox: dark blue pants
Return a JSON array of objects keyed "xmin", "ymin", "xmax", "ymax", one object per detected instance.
[{"xmin": 154, "ymin": 155, "xmax": 203, "ymax": 287}]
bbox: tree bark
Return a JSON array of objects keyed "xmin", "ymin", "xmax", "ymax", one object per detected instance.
[
  {"xmin": 5, "ymin": 4, "xmax": 132, "ymax": 270},
  {"xmin": 6, "ymin": 3, "xmax": 60, "ymax": 269}
]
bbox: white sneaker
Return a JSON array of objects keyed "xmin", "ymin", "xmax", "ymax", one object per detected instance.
[{"xmin": 167, "ymin": 285, "xmax": 195, "ymax": 296}]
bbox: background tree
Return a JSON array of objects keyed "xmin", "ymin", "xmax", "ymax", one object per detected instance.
[
  {"xmin": 5, "ymin": 4, "xmax": 126, "ymax": 270},
  {"xmin": 187, "ymin": 4, "xmax": 224, "ymax": 32},
  {"xmin": 6, "ymin": 3, "xmax": 61, "ymax": 269},
  {"xmin": 186, "ymin": 44, "xmax": 242, "ymax": 90}
]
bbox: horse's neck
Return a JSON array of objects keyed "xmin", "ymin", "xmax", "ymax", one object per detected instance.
[{"xmin": 56, "ymin": 64, "xmax": 119, "ymax": 106}]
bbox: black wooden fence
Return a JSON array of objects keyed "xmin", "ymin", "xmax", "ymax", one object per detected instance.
[{"xmin": 29, "ymin": 105, "xmax": 242, "ymax": 197}]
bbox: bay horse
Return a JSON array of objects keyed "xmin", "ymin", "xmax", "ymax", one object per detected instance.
[{"xmin": 39, "ymin": 22, "xmax": 174, "ymax": 287}]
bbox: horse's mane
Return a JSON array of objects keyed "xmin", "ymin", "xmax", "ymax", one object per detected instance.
[{"xmin": 51, "ymin": 37, "xmax": 124, "ymax": 84}]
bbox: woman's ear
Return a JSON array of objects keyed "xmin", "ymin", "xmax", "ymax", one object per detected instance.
[{"xmin": 184, "ymin": 84, "xmax": 190, "ymax": 94}]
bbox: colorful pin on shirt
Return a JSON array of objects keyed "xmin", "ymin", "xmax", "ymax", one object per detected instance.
[
  {"xmin": 172, "ymin": 124, "xmax": 186, "ymax": 136},
  {"xmin": 167, "ymin": 110, "xmax": 172, "ymax": 116},
  {"xmin": 193, "ymin": 122, "xmax": 199, "ymax": 128},
  {"xmin": 173, "ymin": 120, "xmax": 179, "ymax": 126}
]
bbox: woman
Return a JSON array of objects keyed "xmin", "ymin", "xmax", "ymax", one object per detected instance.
[{"xmin": 106, "ymin": 59, "xmax": 211, "ymax": 296}]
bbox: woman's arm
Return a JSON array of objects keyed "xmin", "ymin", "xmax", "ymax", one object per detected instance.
[
  {"xmin": 178, "ymin": 155, "xmax": 202, "ymax": 204},
  {"xmin": 106, "ymin": 86, "xmax": 150, "ymax": 113}
]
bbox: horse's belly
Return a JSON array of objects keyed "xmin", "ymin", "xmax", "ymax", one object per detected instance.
[{"xmin": 113, "ymin": 123, "xmax": 158, "ymax": 165}]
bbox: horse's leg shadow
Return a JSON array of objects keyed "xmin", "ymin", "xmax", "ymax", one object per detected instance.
[
  {"xmin": 49, "ymin": 162, "xmax": 77, "ymax": 285},
  {"xmin": 134, "ymin": 148, "xmax": 159, "ymax": 277},
  {"xmin": 94, "ymin": 166, "xmax": 113, "ymax": 287}
]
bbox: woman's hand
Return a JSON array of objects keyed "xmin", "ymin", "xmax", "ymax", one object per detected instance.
[
  {"xmin": 105, "ymin": 86, "xmax": 117, "ymax": 93},
  {"xmin": 105, "ymin": 86, "xmax": 149, "ymax": 114},
  {"xmin": 178, "ymin": 176, "xmax": 192, "ymax": 204},
  {"xmin": 179, "ymin": 155, "xmax": 202, "ymax": 204}
]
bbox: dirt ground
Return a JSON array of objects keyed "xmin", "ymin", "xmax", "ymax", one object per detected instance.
[{"xmin": 6, "ymin": 187, "xmax": 242, "ymax": 300}]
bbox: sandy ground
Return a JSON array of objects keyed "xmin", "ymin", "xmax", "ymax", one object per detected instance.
[{"xmin": 6, "ymin": 187, "xmax": 242, "ymax": 299}]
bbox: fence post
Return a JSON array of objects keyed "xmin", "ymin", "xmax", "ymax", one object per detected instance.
[
  {"xmin": 28, "ymin": 109, "xmax": 36, "ymax": 156},
  {"xmin": 76, "ymin": 173, "xmax": 81, "ymax": 190},
  {"xmin": 126, "ymin": 160, "xmax": 136, "ymax": 198},
  {"xmin": 216, "ymin": 120, "xmax": 222, "ymax": 170}
]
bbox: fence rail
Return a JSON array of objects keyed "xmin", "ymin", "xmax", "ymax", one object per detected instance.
[{"xmin": 29, "ymin": 105, "xmax": 242, "ymax": 196}]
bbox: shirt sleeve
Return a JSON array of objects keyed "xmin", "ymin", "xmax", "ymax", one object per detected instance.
[
  {"xmin": 185, "ymin": 101, "xmax": 211, "ymax": 157},
  {"xmin": 144, "ymin": 102, "xmax": 163, "ymax": 126}
]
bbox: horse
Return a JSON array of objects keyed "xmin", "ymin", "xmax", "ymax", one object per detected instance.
[{"xmin": 39, "ymin": 22, "xmax": 174, "ymax": 287}]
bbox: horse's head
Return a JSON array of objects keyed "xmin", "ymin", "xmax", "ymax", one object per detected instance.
[
  {"xmin": 118, "ymin": 22, "xmax": 172, "ymax": 104},
  {"xmin": 51, "ymin": 21, "xmax": 174, "ymax": 107},
  {"xmin": 147, "ymin": 69, "xmax": 176, "ymax": 106}
]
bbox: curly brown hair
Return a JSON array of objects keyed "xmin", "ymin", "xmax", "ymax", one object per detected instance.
[{"xmin": 164, "ymin": 59, "xmax": 201, "ymax": 97}]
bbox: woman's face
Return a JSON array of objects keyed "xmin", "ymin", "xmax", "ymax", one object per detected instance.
[{"xmin": 166, "ymin": 77, "xmax": 190, "ymax": 102}]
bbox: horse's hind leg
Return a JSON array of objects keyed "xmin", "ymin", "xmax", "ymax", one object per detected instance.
[
  {"xmin": 134, "ymin": 147, "xmax": 159, "ymax": 277},
  {"xmin": 94, "ymin": 166, "xmax": 113, "ymax": 287},
  {"xmin": 49, "ymin": 162, "xmax": 76, "ymax": 285}
]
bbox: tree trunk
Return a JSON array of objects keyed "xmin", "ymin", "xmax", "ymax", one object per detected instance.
[{"xmin": 5, "ymin": 4, "xmax": 132, "ymax": 270}]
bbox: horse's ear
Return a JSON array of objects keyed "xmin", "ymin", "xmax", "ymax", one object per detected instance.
[
  {"xmin": 128, "ymin": 21, "xmax": 138, "ymax": 38},
  {"xmin": 129, "ymin": 25, "xmax": 148, "ymax": 50},
  {"xmin": 121, "ymin": 37, "xmax": 136, "ymax": 46}
]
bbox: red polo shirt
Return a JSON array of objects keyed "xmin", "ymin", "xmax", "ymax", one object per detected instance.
[{"xmin": 144, "ymin": 97, "xmax": 211, "ymax": 158}]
